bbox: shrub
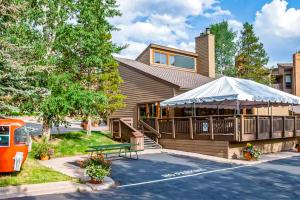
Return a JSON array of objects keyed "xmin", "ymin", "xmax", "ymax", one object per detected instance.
[
  {"xmin": 82, "ymin": 154, "xmax": 112, "ymax": 182},
  {"xmin": 243, "ymin": 143, "xmax": 262, "ymax": 161},
  {"xmin": 33, "ymin": 136, "xmax": 52, "ymax": 159},
  {"xmin": 85, "ymin": 163, "xmax": 110, "ymax": 182}
]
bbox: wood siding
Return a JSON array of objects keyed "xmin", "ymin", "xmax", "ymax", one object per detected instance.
[
  {"xmin": 229, "ymin": 138, "xmax": 297, "ymax": 159},
  {"xmin": 159, "ymin": 139, "xmax": 229, "ymax": 158},
  {"xmin": 111, "ymin": 65, "xmax": 175, "ymax": 127},
  {"xmin": 136, "ymin": 47, "xmax": 150, "ymax": 65}
]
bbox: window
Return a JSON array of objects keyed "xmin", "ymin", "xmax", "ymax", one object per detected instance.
[
  {"xmin": 14, "ymin": 126, "xmax": 29, "ymax": 145},
  {"xmin": 0, "ymin": 126, "xmax": 9, "ymax": 147},
  {"xmin": 154, "ymin": 52, "xmax": 167, "ymax": 64},
  {"xmin": 285, "ymin": 74, "xmax": 292, "ymax": 89},
  {"xmin": 170, "ymin": 55, "xmax": 195, "ymax": 69}
]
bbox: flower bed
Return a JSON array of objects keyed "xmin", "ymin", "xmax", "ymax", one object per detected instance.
[
  {"xmin": 243, "ymin": 143, "xmax": 262, "ymax": 161},
  {"xmin": 80, "ymin": 155, "xmax": 111, "ymax": 184}
]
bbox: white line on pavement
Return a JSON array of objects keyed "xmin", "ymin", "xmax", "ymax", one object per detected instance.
[{"xmin": 118, "ymin": 164, "xmax": 250, "ymax": 188}]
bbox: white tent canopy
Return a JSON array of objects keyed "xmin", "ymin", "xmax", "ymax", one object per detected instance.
[{"xmin": 160, "ymin": 76, "xmax": 300, "ymax": 109}]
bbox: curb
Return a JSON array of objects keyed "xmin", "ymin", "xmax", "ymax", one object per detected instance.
[
  {"xmin": 161, "ymin": 149, "xmax": 300, "ymax": 165},
  {"xmin": 0, "ymin": 178, "xmax": 115, "ymax": 199}
]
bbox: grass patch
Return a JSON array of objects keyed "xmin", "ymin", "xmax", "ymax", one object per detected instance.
[
  {"xmin": 0, "ymin": 158, "xmax": 71, "ymax": 187},
  {"xmin": 48, "ymin": 131, "xmax": 117, "ymax": 157}
]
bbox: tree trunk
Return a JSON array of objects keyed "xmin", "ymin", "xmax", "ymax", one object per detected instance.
[
  {"xmin": 87, "ymin": 116, "xmax": 92, "ymax": 135},
  {"xmin": 42, "ymin": 121, "xmax": 51, "ymax": 141}
]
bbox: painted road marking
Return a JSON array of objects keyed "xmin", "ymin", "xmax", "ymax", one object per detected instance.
[
  {"xmin": 161, "ymin": 168, "xmax": 206, "ymax": 178},
  {"xmin": 118, "ymin": 164, "xmax": 250, "ymax": 188}
]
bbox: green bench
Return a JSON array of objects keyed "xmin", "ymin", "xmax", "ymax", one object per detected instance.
[{"xmin": 85, "ymin": 143, "xmax": 143, "ymax": 160}]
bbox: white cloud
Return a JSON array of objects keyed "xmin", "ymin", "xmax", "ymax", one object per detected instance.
[
  {"xmin": 254, "ymin": 0, "xmax": 300, "ymax": 64},
  {"xmin": 112, "ymin": 0, "xmax": 231, "ymax": 59},
  {"xmin": 228, "ymin": 19, "xmax": 243, "ymax": 33}
]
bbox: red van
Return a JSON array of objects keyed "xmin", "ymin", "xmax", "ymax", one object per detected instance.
[{"xmin": 0, "ymin": 118, "xmax": 29, "ymax": 173}]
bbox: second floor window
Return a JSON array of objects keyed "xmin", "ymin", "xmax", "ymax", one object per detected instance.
[
  {"xmin": 154, "ymin": 52, "xmax": 167, "ymax": 64},
  {"xmin": 170, "ymin": 55, "xmax": 195, "ymax": 69},
  {"xmin": 285, "ymin": 74, "xmax": 292, "ymax": 89}
]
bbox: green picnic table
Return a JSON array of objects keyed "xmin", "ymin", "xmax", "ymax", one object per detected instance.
[{"xmin": 85, "ymin": 143, "xmax": 142, "ymax": 160}]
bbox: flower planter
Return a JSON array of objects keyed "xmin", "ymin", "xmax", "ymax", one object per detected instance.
[
  {"xmin": 40, "ymin": 155, "xmax": 49, "ymax": 161},
  {"xmin": 92, "ymin": 121, "xmax": 99, "ymax": 127},
  {"xmin": 89, "ymin": 179, "xmax": 103, "ymax": 184},
  {"xmin": 81, "ymin": 121, "xmax": 88, "ymax": 130}
]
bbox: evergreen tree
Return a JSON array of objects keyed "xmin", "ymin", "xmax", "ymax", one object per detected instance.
[
  {"xmin": 236, "ymin": 22, "xmax": 270, "ymax": 84},
  {"xmin": 54, "ymin": 0, "xmax": 125, "ymax": 134},
  {"xmin": 210, "ymin": 21, "xmax": 237, "ymax": 75},
  {"xmin": 0, "ymin": 0, "xmax": 48, "ymax": 115}
]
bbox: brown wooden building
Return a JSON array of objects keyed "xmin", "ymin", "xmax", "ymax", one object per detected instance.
[{"xmin": 110, "ymin": 30, "xmax": 300, "ymax": 159}]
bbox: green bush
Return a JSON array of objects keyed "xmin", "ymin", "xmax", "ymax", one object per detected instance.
[
  {"xmin": 82, "ymin": 154, "xmax": 111, "ymax": 182},
  {"xmin": 85, "ymin": 163, "xmax": 110, "ymax": 182},
  {"xmin": 33, "ymin": 136, "xmax": 52, "ymax": 159}
]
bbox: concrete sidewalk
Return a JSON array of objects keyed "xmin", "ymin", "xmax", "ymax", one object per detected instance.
[{"xmin": 0, "ymin": 181, "xmax": 92, "ymax": 199}]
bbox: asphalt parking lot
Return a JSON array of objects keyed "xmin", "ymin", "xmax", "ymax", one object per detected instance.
[{"xmin": 11, "ymin": 153, "xmax": 300, "ymax": 200}]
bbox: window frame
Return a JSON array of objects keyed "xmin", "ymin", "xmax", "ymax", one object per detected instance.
[
  {"xmin": 152, "ymin": 49, "xmax": 196, "ymax": 70},
  {"xmin": 0, "ymin": 125, "xmax": 10, "ymax": 148},
  {"xmin": 285, "ymin": 74, "xmax": 292, "ymax": 89}
]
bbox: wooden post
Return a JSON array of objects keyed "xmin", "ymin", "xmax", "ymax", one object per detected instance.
[
  {"xmin": 240, "ymin": 115, "xmax": 244, "ymax": 142},
  {"xmin": 156, "ymin": 102, "xmax": 161, "ymax": 118},
  {"xmin": 233, "ymin": 116, "xmax": 239, "ymax": 141},
  {"xmin": 282, "ymin": 116, "xmax": 286, "ymax": 138},
  {"xmin": 172, "ymin": 118, "xmax": 176, "ymax": 139},
  {"xmin": 209, "ymin": 116, "xmax": 214, "ymax": 140},
  {"xmin": 118, "ymin": 119, "xmax": 122, "ymax": 138},
  {"xmin": 256, "ymin": 115, "xmax": 259, "ymax": 140},
  {"xmin": 110, "ymin": 118, "xmax": 113, "ymax": 133},
  {"xmin": 293, "ymin": 116, "xmax": 296, "ymax": 137},
  {"xmin": 270, "ymin": 115, "xmax": 273, "ymax": 139},
  {"xmin": 189, "ymin": 117, "xmax": 193, "ymax": 139},
  {"xmin": 155, "ymin": 118, "xmax": 159, "ymax": 132}
]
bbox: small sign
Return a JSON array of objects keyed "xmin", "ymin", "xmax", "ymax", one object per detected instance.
[{"xmin": 203, "ymin": 122, "xmax": 208, "ymax": 132}]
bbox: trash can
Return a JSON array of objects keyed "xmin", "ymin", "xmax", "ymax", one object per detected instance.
[{"xmin": 130, "ymin": 131, "xmax": 144, "ymax": 151}]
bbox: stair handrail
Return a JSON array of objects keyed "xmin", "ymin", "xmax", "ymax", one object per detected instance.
[{"xmin": 139, "ymin": 119, "xmax": 161, "ymax": 138}]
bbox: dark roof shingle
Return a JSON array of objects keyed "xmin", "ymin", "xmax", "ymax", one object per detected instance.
[{"xmin": 116, "ymin": 57, "xmax": 213, "ymax": 89}]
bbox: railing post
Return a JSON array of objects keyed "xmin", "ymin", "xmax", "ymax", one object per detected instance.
[
  {"xmin": 155, "ymin": 118, "xmax": 159, "ymax": 132},
  {"xmin": 209, "ymin": 116, "xmax": 214, "ymax": 140},
  {"xmin": 256, "ymin": 115, "xmax": 259, "ymax": 140},
  {"xmin": 240, "ymin": 115, "xmax": 244, "ymax": 142},
  {"xmin": 282, "ymin": 116, "xmax": 286, "ymax": 138},
  {"xmin": 233, "ymin": 116, "xmax": 238, "ymax": 141},
  {"xmin": 189, "ymin": 117, "xmax": 193, "ymax": 139},
  {"xmin": 172, "ymin": 119, "xmax": 176, "ymax": 139},
  {"xmin": 293, "ymin": 116, "xmax": 296, "ymax": 137},
  {"xmin": 270, "ymin": 115, "xmax": 273, "ymax": 139}
]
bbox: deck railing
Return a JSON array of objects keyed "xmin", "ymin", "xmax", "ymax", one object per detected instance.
[{"xmin": 138, "ymin": 115, "xmax": 300, "ymax": 142}]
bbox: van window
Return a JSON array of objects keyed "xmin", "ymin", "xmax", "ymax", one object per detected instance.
[
  {"xmin": 14, "ymin": 126, "xmax": 29, "ymax": 145},
  {"xmin": 0, "ymin": 126, "xmax": 9, "ymax": 147}
]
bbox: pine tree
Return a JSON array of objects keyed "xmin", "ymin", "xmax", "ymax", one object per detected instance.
[
  {"xmin": 210, "ymin": 21, "xmax": 237, "ymax": 75},
  {"xmin": 236, "ymin": 22, "xmax": 270, "ymax": 84},
  {"xmin": 0, "ymin": 1, "xmax": 48, "ymax": 115}
]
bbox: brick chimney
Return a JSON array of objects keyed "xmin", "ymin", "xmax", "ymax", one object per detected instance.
[
  {"xmin": 195, "ymin": 28, "xmax": 215, "ymax": 78},
  {"xmin": 293, "ymin": 53, "xmax": 300, "ymax": 96}
]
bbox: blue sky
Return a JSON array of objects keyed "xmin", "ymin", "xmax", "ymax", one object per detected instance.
[{"xmin": 112, "ymin": 0, "xmax": 300, "ymax": 67}]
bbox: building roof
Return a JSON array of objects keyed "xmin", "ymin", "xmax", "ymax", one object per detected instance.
[
  {"xmin": 277, "ymin": 63, "xmax": 293, "ymax": 69},
  {"xmin": 116, "ymin": 57, "xmax": 213, "ymax": 89}
]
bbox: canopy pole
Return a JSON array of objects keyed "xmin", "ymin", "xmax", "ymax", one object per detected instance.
[
  {"xmin": 271, "ymin": 103, "xmax": 273, "ymax": 116},
  {"xmin": 292, "ymin": 104, "xmax": 294, "ymax": 116},
  {"xmin": 268, "ymin": 101, "xmax": 270, "ymax": 115},
  {"xmin": 217, "ymin": 105, "xmax": 219, "ymax": 115},
  {"xmin": 193, "ymin": 103, "xmax": 196, "ymax": 116}
]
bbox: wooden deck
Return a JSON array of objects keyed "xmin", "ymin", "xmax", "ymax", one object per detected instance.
[{"xmin": 140, "ymin": 115, "xmax": 300, "ymax": 142}]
